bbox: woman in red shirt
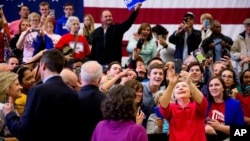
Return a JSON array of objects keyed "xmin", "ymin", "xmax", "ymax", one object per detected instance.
[
  {"xmin": 159, "ymin": 66, "xmax": 208, "ymax": 141},
  {"xmin": 55, "ymin": 16, "xmax": 90, "ymax": 61}
]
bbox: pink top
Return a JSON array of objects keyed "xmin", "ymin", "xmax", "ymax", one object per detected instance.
[
  {"xmin": 9, "ymin": 20, "xmax": 21, "ymax": 36},
  {"xmin": 23, "ymin": 32, "xmax": 39, "ymax": 63}
]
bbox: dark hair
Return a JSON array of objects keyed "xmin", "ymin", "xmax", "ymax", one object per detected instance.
[
  {"xmin": 107, "ymin": 61, "xmax": 122, "ymax": 71},
  {"xmin": 13, "ymin": 66, "xmax": 30, "ymax": 83},
  {"xmin": 240, "ymin": 68, "xmax": 250, "ymax": 84},
  {"xmin": 18, "ymin": 5, "xmax": 29, "ymax": 12},
  {"xmin": 151, "ymin": 24, "xmax": 169, "ymax": 36},
  {"xmin": 6, "ymin": 55, "xmax": 19, "ymax": 64},
  {"xmin": 102, "ymin": 85, "xmax": 136, "ymax": 121},
  {"xmin": 186, "ymin": 62, "xmax": 204, "ymax": 73},
  {"xmin": 219, "ymin": 67, "xmax": 238, "ymax": 89},
  {"xmin": 207, "ymin": 76, "xmax": 230, "ymax": 102},
  {"xmin": 124, "ymin": 79, "xmax": 143, "ymax": 106},
  {"xmin": 146, "ymin": 57, "xmax": 163, "ymax": 67},
  {"xmin": 63, "ymin": 2, "xmax": 74, "ymax": 9},
  {"xmin": 40, "ymin": 49, "xmax": 65, "ymax": 73}
]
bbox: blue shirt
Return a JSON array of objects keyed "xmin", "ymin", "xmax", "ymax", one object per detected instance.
[{"xmin": 55, "ymin": 16, "xmax": 69, "ymax": 36}]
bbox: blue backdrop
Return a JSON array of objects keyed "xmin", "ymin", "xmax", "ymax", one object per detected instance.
[{"xmin": 0, "ymin": 0, "xmax": 83, "ymax": 22}]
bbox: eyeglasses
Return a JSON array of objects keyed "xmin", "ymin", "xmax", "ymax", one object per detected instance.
[
  {"xmin": 221, "ymin": 75, "xmax": 233, "ymax": 79},
  {"xmin": 30, "ymin": 19, "xmax": 39, "ymax": 22}
]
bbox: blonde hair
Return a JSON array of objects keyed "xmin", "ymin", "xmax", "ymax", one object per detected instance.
[
  {"xmin": 154, "ymin": 90, "xmax": 164, "ymax": 104},
  {"xmin": 200, "ymin": 13, "xmax": 213, "ymax": 24},
  {"xmin": 83, "ymin": 14, "xmax": 95, "ymax": 36},
  {"xmin": 0, "ymin": 72, "xmax": 18, "ymax": 102},
  {"xmin": 28, "ymin": 12, "xmax": 41, "ymax": 22},
  {"xmin": 43, "ymin": 16, "xmax": 54, "ymax": 29}
]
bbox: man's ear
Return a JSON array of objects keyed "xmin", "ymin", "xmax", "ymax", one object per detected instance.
[{"xmin": 40, "ymin": 62, "xmax": 46, "ymax": 71}]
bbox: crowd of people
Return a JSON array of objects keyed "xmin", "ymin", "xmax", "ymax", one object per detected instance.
[{"xmin": 0, "ymin": 1, "xmax": 250, "ymax": 141}]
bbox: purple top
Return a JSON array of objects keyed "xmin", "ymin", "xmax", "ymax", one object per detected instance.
[{"xmin": 91, "ymin": 119, "xmax": 148, "ymax": 141}]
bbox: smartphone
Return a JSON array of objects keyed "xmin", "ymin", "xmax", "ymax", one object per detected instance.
[
  {"xmin": 183, "ymin": 17, "xmax": 188, "ymax": 23},
  {"xmin": 50, "ymin": 9, "xmax": 55, "ymax": 16},
  {"xmin": 137, "ymin": 106, "xmax": 141, "ymax": 115},
  {"xmin": 136, "ymin": 38, "xmax": 144, "ymax": 49},
  {"xmin": 31, "ymin": 28, "xmax": 40, "ymax": 32},
  {"xmin": 174, "ymin": 59, "xmax": 183, "ymax": 74},
  {"xmin": 204, "ymin": 19, "xmax": 210, "ymax": 28}
]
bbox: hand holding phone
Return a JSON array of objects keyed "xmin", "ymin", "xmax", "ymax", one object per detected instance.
[
  {"xmin": 174, "ymin": 59, "xmax": 183, "ymax": 74},
  {"xmin": 31, "ymin": 28, "xmax": 40, "ymax": 32},
  {"xmin": 136, "ymin": 38, "xmax": 144, "ymax": 49},
  {"xmin": 203, "ymin": 19, "xmax": 210, "ymax": 28}
]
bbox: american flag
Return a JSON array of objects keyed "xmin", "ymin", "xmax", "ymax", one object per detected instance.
[{"xmin": 84, "ymin": 0, "xmax": 250, "ymax": 41}]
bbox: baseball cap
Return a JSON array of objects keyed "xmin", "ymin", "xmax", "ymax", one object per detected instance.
[
  {"xmin": 184, "ymin": 12, "xmax": 195, "ymax": 19},
  {"xmin": 243, "ymin": 18, "xmax": 250, "ymax": 25}
]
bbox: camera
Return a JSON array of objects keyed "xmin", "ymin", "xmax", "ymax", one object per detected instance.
[
  {"xmin": 31, "ymin": 28, "xmax": 40, "ymax": 32},
  {"xmin": 136, "ymin": 38, "xmax": 144, "ymax": 50},
  {"xmin": 241, "ymin": 85, "xmax": 250, "ymax": 96},
  {"xmin": 221, "ymin": 48, "xmax": 231, "ymax": 58},
  {"xmin": 183, "ymin": 17, "xmax": 188, "ymax": 23}
]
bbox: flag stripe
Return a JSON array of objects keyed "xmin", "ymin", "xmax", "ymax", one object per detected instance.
[
  {"xmin": 84, "ymin": 7, "xmax": 250, "ymax": 24},
  {"xmin": 85, "ymin": 0, "xmax": 250, "ymax": 8}
]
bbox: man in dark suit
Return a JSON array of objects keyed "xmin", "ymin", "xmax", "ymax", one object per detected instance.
[
  {"xmin": 3, "ymin": 49, "xmax": 84, "ymax": 141},
  {"xmin": 79, "ymin": 60, "xmax": 107, "ymax": 141}
]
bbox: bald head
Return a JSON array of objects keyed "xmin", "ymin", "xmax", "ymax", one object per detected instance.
[
  {"xmin": 60, "ymin": 68, "xmax": 80, "ymax": 91},
  {"xmin": 80, "ymin": 61, "xmax": 103, "ymax": 85}
]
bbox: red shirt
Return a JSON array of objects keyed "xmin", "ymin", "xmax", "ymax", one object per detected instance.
[
  {"xmin": 160, "ymin": 97, "xmax": 208, "ymax": 141},
  {"xmin": 208, "ymin": 102, "xmax": 225, "ymax": 124},
  {"xmin": 236, "ymin": 94, "xmax": 250, "ymax": 117},
  {"xmin": 55, "ymin": 33, "xmax": 90, "ymax": 60},
  {"xmin": 0, "ymin": 23, "xmax": 11, "ymax": 62}
]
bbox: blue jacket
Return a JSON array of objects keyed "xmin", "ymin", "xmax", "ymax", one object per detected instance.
[
  {"xmin": 55, "ymin": 16, "xmax": 69, "ymax": 36},
  {"xmin": 206, "ymin": 98, "xmax": 244, "ymax": 125},
  {"xmin": 32, "ymin": 34, "xmax": 53, "ymax": 56}
]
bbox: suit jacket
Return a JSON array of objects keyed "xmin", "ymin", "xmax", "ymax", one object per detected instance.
[
  {"xmin": 169, "ymin": 28, "xmax": 201, "ymax": 60},
  {"xmin": 5, "ymin": 76, "xmax": 84, "ymax": 141},
  {"xmin": 78, "ymin": 85, "xmax": 107, "ymax": 141}
]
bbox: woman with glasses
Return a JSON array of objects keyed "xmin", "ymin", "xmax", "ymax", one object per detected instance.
[
  {"xmin": 16, "ymin": 12, "xmax": 53, "ymax": 63},
  {"xmin": 219, "ymin": 68, "xmax": 239, "ymax": 97}
]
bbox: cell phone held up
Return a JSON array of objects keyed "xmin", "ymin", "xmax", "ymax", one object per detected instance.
[
  {"xmin": 174, "ymin": 59, "xmax": 183, "ymax": 74},
  {"xmin": 136, "ymin": 38, "xmax": 144, "ymax": 50},
  {"xmin": 31, "ymin": 28, "xmax": 40, "ymax": 32}
]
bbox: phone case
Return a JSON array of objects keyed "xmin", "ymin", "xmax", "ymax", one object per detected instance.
[{"xmin": 174, "ymin": 59, "xmax": 183, "ymax": 74}]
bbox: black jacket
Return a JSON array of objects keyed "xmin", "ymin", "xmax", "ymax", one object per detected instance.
[{"xmin": 90, "ymin": 10, "xmax": 139, "ymax": 65}]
